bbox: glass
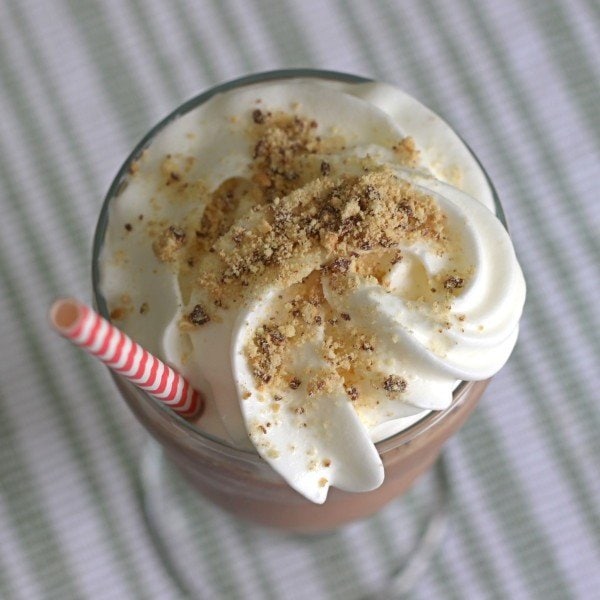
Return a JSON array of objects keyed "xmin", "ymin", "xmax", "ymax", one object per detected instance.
[
  {"xmin": 92, "ymin": 68, "xmax": 503, "ymax": 593},
  {"xmin": 92, "ymin": 69, "xmax": 505, "ymax": 597},
  {"xmin": 93, "ymin": 68, "xmax": 500, "ymax": 530}
]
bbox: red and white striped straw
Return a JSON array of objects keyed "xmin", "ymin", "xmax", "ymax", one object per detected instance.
[{"xmin": 49, "ymin": 298, "xmax": 203, "ymax": 419}]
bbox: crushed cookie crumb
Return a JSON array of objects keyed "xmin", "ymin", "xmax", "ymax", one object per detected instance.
[
  {"xmin": 326, "ymin": 257, "xmax": 351, "ymax": 274},
  {"xmin": 383, "ymin": 375, "xmax": 407, "ymax": 394},
  {"xmin": 252, "ymin": 109, "xmax": 265, "ymax": 124},
  {"xmin": 392, "ymin": 136, "xmax": 420, "ymax": 166},
  {"xmin": 169, "ymin": 226, "xmax": 186, "ymax": 242},
  {"xmin": 269, "ymin": 329, "xmax": 286, "ymax": 345},
  {"xmin": 153, "ymin": 225, "xmax": 187, "ymax": 262},
  {"xmin": 188, "ymin": 304, "xmax": 210, "ymax": 326},
  {"xmin": 391, "ymin": 251, "xmax": 403, "ymax": 264},
  {"xmin": 346, "ymin": 386, "xmax": 359, "ymax": 401},
  {"xmin": 444, "ymin": 276, "xmax": 464, "ymax": 289}
]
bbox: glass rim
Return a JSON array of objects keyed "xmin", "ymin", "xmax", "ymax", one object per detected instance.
[{"xmin": 92, "ymin": 68, "xmax": 503, "ymax": 461}]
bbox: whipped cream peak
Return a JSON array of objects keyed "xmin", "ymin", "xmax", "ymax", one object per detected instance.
[{"xmin": 100, "ymin": 79, "xmax": 525, "ymax": 503}]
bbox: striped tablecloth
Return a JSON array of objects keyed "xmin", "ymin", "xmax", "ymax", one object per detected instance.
[{"xmin": 1, "ymin": 1, "xmax": 598, "ymax": 598}]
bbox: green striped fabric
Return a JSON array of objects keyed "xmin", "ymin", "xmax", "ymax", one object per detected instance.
[{"xmin": 0, "ymin": 1, "xmax": 598, "ymax": 598}]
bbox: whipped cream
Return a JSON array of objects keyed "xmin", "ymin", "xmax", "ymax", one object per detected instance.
[{"xmin": 99, "ymin": 79, "xmax": 526, "ymax": 503}]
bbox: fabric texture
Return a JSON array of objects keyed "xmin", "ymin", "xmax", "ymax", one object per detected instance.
[{"xmin": 0, "ymin": 1, "xmax": 598, "ymax": 598}]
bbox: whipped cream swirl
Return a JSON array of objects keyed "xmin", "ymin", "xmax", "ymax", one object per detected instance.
[{"xmin": 100, "ymin": 79, "xmax": 525, "ymax": 503}]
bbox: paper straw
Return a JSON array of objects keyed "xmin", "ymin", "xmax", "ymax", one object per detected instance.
[{"xmin": 49, "ymin": 298, "xmax": 203, "ymax": 419}]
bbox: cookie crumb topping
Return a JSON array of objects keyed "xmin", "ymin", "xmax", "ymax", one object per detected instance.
[{"xmin": 123, "ymin": 106, "xmax": 469, "ymax": 420}]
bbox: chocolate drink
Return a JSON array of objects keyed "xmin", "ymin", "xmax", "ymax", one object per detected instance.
[{"xmin": 94, "ymin": 70, "xmax": 525, "ymax": 531}]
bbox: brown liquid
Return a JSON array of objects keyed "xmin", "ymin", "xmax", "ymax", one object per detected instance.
[{"xmin": 115, "ymin": 376, "xmax": 488, "ymax": 533}]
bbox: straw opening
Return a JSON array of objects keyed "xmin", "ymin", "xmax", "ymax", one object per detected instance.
[{"xmin": 50, "ymin": 298, "xmax": 83, "ymax": 333}]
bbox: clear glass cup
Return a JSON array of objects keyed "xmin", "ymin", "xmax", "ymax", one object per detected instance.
[{"xmin": 92, "ymin": 69, "xmax": 500, "ymax": 534}]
